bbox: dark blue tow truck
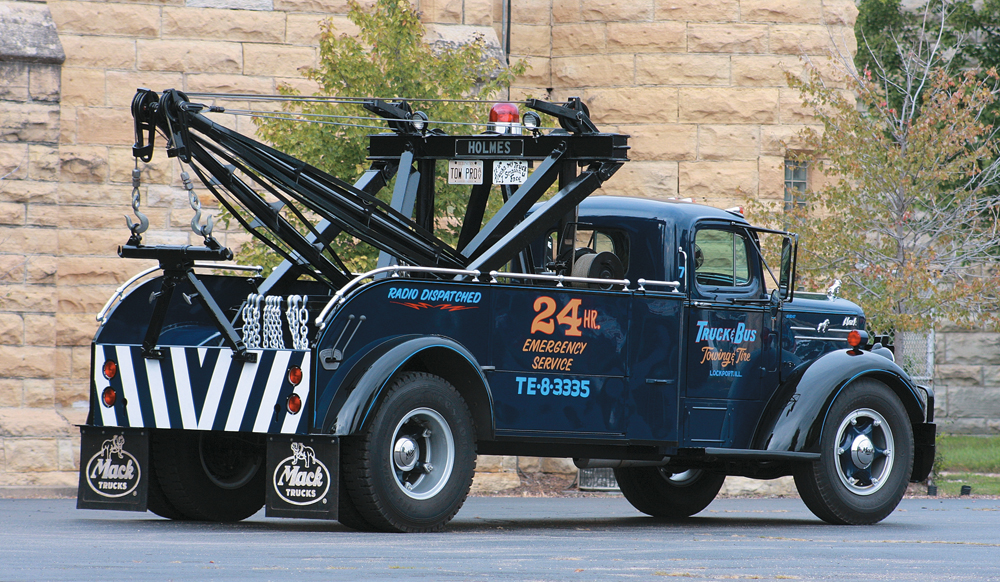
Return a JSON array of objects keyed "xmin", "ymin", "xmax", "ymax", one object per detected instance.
[{"xmin": 78, "ymin": 89, "xmax": 935, "ymax": 531}]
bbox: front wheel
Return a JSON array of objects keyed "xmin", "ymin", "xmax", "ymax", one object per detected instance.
[
  {"xmin": 614, "ymin": 467, "xmax": 725, "ymax": 518},
  {"xmin": 794, "ymin": 378, "xmax": 913, "ymax": 525},
  {"xmin": 341, "ymin": 372, "xmax": 476, "ymax": 532}
]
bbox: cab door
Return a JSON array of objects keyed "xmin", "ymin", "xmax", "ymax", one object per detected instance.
[{"xmin": 683, "ymin": 226, "xmax": 779, "ymax": 448}]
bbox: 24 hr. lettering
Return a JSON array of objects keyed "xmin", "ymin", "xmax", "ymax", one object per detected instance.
[{"xmin": 525, "ymin": 296, "xmax": 599, "ymax": 371}]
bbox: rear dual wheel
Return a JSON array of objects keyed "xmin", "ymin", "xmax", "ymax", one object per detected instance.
[
  {"xmin": 615, "ymin": 466, "xmax": 725, "ymax": 519},
  {"xmin": 341, "ymin": 372, "xmax": 476, "ymax": 532},
  {"xmin": 150, "ymin": 430, "xmax": 265, "ymax": 522}
]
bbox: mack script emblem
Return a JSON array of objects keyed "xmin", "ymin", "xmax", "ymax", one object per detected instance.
[
  {"xmin": 273, "ymin": 442, "xmax": 330, "ymax": 506},
  {"xmin": 84, "ymin": 435, "xmax": 141, "ymax": 498}
]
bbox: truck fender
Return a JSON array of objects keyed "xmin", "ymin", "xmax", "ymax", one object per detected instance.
[
  {"xmin": 318, "ymin": 334, "xmax": 494, "ymax": 440},
  {"xmin": 753, "ymin": 350, "xmax": 928, "ymax": 457}
]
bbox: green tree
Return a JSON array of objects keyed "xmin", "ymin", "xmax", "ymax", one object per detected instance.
[
  {"xmin": 766, "ymin": 61, "xmax": 1000, "ymax": 334},
  {"xmin": 234, "ymin": 0, "xmax": 524, "ymax": 273}
]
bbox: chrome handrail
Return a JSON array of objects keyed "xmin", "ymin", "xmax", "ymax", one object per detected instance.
[
  {"xmin": 489, "ymin": 270, "xmax": 630, "ymax": 290},
  {"xmin": 96, "ymin": 262, "xmax": 263, "ymax": 323},
  {"xmin": 636, "ymin": 278, "xmax": 681, "ymax": 291},
  {"xmin": 315, "ymin": 265, "xmax": 482, "ymax": 330}
]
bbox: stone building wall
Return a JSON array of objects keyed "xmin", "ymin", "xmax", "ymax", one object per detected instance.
[
  {"xmin": 0, "ymin": 0, "xmax": 860, "ymax": 493},
  {"xmin": 934, "ymin": 328, "xmax": 1000, "ymax": 435}
]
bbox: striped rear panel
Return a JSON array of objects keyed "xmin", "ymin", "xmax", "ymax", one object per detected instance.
[{"xmin": 92, "ymin": 345, "xmax": 311, "ymax": 434}]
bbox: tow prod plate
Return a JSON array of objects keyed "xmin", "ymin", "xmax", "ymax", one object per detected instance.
[
  {"xmin": 265, "ymin": 434, "xmax": 339, "ymax": 520},
  {"xmin": 77, "ymin": 426, "xmax": 149, "ymax": 512}
]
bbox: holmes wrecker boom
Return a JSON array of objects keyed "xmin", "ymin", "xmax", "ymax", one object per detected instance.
[{"xmin": 79, "ymin": 89, "xmax": 935, "ymax": 531}]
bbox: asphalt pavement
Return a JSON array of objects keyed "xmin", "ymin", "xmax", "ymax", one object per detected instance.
[{"xmin": 1, "ymin": 496, "xmax": 998, "ymax": 581}]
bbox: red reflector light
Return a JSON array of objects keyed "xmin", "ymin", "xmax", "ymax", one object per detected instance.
[
  {"xmin": 103, "ymin": 360, "xmax": 117, "ymax": 380},
  {"xmin": 488, "ymin": 102, "xmax": 520, "ymax": 134},
  {"xmin": 287, "ymin": 393, "xmax": 302, "ymax": 415},
  {"xmin": 287, "ymin": 366, "xmax": 303, "ymax": 386},
  {"xmin": 102, "ymin": 387, "xmax": 117, "ymax": 408},
  {"xmin": 847, "ymin": 330, "xmax": 862, "ymax": 348}
]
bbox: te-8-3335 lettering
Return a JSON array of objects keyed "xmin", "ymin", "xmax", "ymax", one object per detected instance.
[{"xmin": 515, "ymin": 376, "xmax": 591, "ymax": 398}]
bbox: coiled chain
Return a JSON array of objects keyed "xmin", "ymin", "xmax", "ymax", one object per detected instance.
[
  {"xmin": 285, "ymin": 295, "xmax": 310, "ymax": 350},
  {"xmin": 241, "ymin": 294, "xmax": 310, "ymax": 350},
  {"xmin": 242, "ymin": 294, "xmax": 262, "ymax": 349}
]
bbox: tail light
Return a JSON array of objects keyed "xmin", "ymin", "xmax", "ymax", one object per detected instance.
[
  {"xmin": 102, "ymin": 387, "xmax": 117, "ymax": 408},
  {"xmin": 287, "ymin": 393, "xmax": 302, "ymax": 415},
  {"xmin": 488, "ymin": 103, "xmax": 520, "ymax": 134},
  {"xmin": 103, "ymin": 360, "xmax": 117, "ymax": 380},
  {"xmin": 287, "ymin": 366, "xmax": 303, "ymax": 386}
]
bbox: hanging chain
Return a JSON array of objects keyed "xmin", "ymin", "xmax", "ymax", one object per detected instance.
[
  {"xmin": 181, "ymin": 168, "xmax": 214, "ymax": 238},
  {"xmin": 124, "ymin": 159, "xmax": 149, "ymax": 242}
]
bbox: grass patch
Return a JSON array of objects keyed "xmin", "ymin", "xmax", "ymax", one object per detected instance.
[
  {"xmin": 936, "ymin": 435, "xmax": 1000, "ymax": 473},
  {"xmin": 933, "ymin": 473, "xmax": 1000, "ymax": 496}
]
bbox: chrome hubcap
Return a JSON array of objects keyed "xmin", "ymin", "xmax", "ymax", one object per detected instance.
[
  {"xmin": 393, "ymin": 436, "xmax": 419, "ymax": 472},
  {"xmin": 390, "ymin": 407, "xmax": 454, "ymax": 500},
  {"xmin": 835, "ymin": 408, "xmax": 894, "ymax": 496}
]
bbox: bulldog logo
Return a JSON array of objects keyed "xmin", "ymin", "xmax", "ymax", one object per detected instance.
[
  {"xmin": 85, "ymin": 435, "xmax": 141, "ymax": 498},
  {"xmin": 273, "ymin": 442, "xmax": 330, "ymax": 506}
]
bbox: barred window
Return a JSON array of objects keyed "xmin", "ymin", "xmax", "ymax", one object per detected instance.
[{"xmin": 784, "ymin": 159, "xmax": 807, "ymax": 211}]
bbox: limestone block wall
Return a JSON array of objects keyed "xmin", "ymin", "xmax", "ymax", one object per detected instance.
[
  {"xmin": 530, "ymin": 0, "xmax": 857, "ymax": 207},
  {"xmin": 0, "ymin": 0, "xmax": 861, "ymax": 492},
  {"xmin": 934, "ymin": 328, "xmax": 1000, "ymax": 435},
  {"xmin": 0, "ymin": 0, "xmax": 77, "ymax": 489}
]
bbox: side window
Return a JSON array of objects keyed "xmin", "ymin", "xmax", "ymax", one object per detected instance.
[{"xmin": 694, "ymin": 229, "xmax": 751, "ymax": 287}]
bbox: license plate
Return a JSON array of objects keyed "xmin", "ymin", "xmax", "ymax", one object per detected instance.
[
  {"xmin": 448, "ymin": 160, "xmax": 483, "ymax": 185},
  {"xmin": 493, "ymin": 160, "xmax": 528, "ymax": 185}
]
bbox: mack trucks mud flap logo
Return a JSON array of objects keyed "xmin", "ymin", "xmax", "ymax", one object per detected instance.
[
  {"xmin": 273, "ymin": 442, "xmax": 331, "ymax": 506},
  {"xmin": 84, "ymin": 435, "xmax": 141, "ymax": 498}
]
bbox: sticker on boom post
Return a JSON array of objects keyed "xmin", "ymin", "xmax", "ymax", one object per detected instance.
[{"xmin": 448, "ymin": 160, "xmax": 483, "ymax": 185}]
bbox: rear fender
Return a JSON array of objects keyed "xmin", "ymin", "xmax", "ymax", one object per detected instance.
[
  {"xmin": 753, "ymin": 350, "xmax": 927, "ymax": 456},
  {"xmin": 318, "ymin": 335, "xmax": 494, "ymax": 440}
]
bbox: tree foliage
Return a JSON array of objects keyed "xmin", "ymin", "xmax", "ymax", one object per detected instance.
[
  {"xmin": 768, "ymin": 56, "xmax": 1000, "ymax": 333},
  {"xmin": 233, "ymin": 0, "xmax": 524, "ymax": 274}
]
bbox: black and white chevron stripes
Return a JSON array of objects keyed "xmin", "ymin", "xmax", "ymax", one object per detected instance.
[{"xmin": 92, "ymin": 345, "xmax": 311, "ymax": 434}]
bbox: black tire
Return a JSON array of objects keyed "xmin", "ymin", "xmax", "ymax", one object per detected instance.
[
  {"xmin": 342, "ymin": 372, "xmax": 477, "ymax": 533},
  {"xmin": 145, "ymin": 437, "xmax": 186, "ymax": 520},
  {"xmin": 151, "ymin": 430, "xmax": 265, "ymax": 522},
  {"xmin": 614, "ymin": 467, "xmax": 725, "ymax": 518},
  {"xmin": 336, "ymin": 437, "xmax": 376, "ymax": 531},
  {"xmin": 794, "ymin": 378, "xmax": 913, "ymax": 525}
]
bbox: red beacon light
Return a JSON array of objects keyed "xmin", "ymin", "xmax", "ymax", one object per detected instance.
[{"xmin": 488, "ymin": 102, "xmax": 520, "ymax": 135}]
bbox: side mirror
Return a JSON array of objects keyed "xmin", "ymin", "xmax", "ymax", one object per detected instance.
[{"xmin": 779, "ymin": 236, "xmax": 797, "ymax": 301}]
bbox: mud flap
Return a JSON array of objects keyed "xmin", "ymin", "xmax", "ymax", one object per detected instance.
[
  {"xmin": 911, "ymin": 422, "xmax": 936, "ymax": 483},
  {"xmin": 77, "ymin": 426, "xmax": 149, "ymax": 512},
  {"xmin": 265, "ymin": 434, "xmax": 339, "ymax": 520}
]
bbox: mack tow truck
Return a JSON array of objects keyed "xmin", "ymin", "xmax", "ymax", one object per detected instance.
[{"xmin": 78, "ymin": 88, "xmax": 935, "ymax": 531}]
